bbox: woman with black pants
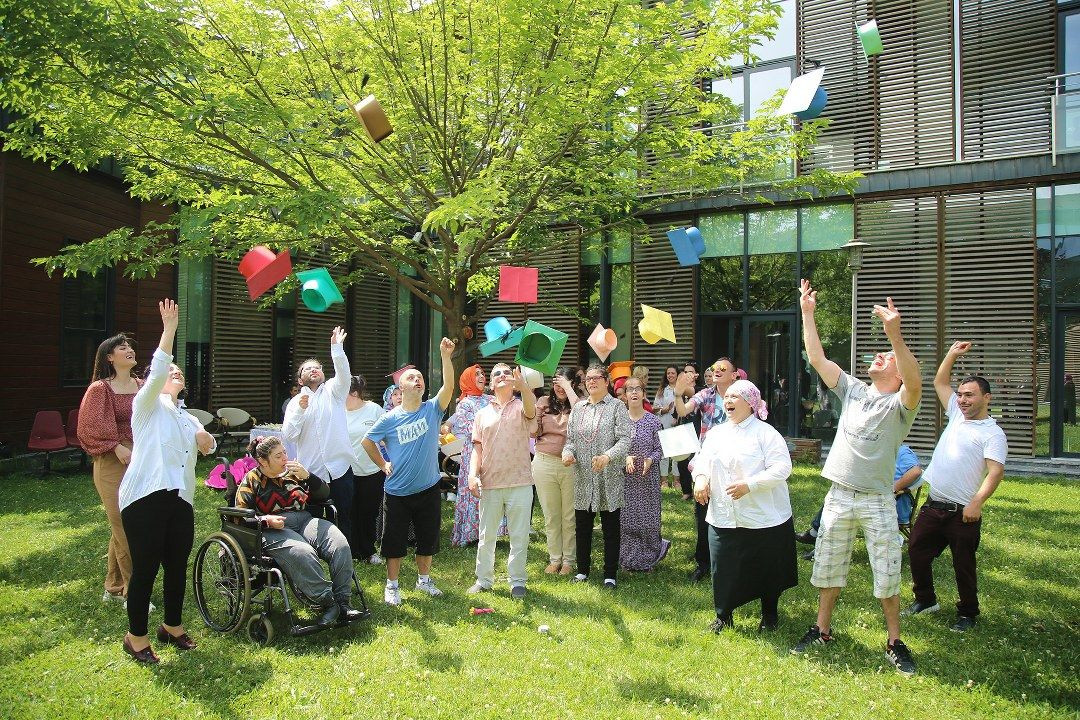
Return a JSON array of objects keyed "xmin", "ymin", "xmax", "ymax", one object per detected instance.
[{"xmin": 118, "ymin": 299, "xmax": 216, "ymax": 663}]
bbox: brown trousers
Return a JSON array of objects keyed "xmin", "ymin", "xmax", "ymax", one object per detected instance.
[{"xmin": 92, "ymin": 446, "xmax": 132, "ymax": 596}]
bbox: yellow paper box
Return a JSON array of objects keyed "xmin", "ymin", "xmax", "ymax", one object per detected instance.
[{"xmin": 638, "ymin": 304, "xmax": 676, "ymax": 344}]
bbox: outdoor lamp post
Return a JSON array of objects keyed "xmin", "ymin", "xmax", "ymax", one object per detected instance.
[{"xmin": 842, "ymin": 239, "xmax": 869, "ymax": 375}]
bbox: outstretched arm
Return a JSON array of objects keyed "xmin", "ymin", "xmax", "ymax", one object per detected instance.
[
  {"xmin": 874, "ymin": 297, "xmax": 921, "ymax": 411},
  {"xmin": 436, "ymin": 338, "xmax": 456, "ymax": 410},
  {"xmin": 326, "ymin": 326, "xmax": 351, "ymax": 398},
  {"xmin": 800, "ymin": 279, "xmax": 842, "ymax": 389},
  {"xmin": 935, "ymin": 341, "xmax": 971, "ymax": 409}
]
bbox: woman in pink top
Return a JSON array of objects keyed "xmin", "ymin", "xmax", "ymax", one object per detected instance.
[
  {"xmin": 77, "ymin": 333, "xmax": 143, "ymax": 602},
  {"xmin": 532, "ymin": 367, "xmax": 580, "ymax": 574}
]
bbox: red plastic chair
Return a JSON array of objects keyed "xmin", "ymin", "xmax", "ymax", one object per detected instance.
[
  {"xmin": 66, "ymin": 409, "xmax": 87, "ymax": 469},
  {"xmin": 28, "ymin": 410, "xmax": 67, "ymax": 472}
]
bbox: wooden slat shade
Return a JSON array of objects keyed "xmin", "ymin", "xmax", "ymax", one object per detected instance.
[
  {"xmin": 632, "ymin": 218, "xmax": 696, "ymax": 372},
  {"xmin": 293, "ymin": 250, "xmax": 347, "ymax": 377},
  {"xmin": 960, "ymin": 0, "xmax": 1055, "ymax": 159},
  {"xmin": 350, "ymin": 270, "xmax": 397, "ymax": 394},
  {"xmin": 209, "ymin": 258, "xmax": 273, "ymax": 422}
]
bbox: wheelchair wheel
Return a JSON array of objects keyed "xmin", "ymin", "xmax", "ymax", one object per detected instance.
[
  {"xmin": 192, "ymin": 531, "xmax": 251, "ymax": 633},
  {"xmin": 246, "ymin": 613, "xmax": 274, "ymax": 646}
]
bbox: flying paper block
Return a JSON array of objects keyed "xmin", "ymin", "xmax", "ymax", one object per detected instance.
[
  {"xmin": 608, "ymin": 360, "xmax": 635, "ymax": 381},
  {"xmin": 587, "ymin": 324, "xmax": 618, "ymax": 362},
  {"xmin": 857, "ymin": 20, "xmax": 883, "ymax": 57},
  {"xmin": 520, "ymin": 366, "xmax": 544, "ymax": 390},
  {"xmin": 479, "ymin": 316, "xmax": 524, "ymax": 357},
  {"xmin": 498, "ymin": 265, "xmax": 539, "ymax": 304},
  {"xmin": 639, "ymin": 304, "xmax": 677, "ymax": 344},
  {"xmin": 779, "ymin": 67, "xmax": 827, "ymax": 119},
  {"xmin": 658, "ymin": 424, "xmax": 700, "ymax": 461},
  {"xmin": 667, "ymin": 227, "xmax": 706, "ymax": 266},
  {"xmin": 238, "ymin": 246, "xmax": 292, "ymax": 301},
  {"xmin": 351, "ymin": 95, "xmax": 394, "ymax": 142},
  {"xmin": 296, "ymin": 268, "xmax": 344, "ymax": 313},
  {"xmin": 796, "ymin": 88, "xmax": 828, "ymax": 121},
  {"xmin": 514, "ymin": 320, "xmax": 568, "ymax": 376}
]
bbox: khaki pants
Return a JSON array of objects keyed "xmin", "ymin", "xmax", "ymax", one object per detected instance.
[
  {"xmin": 532, "ymin": 451, "xmax": 576, "ymax": 565},
  {"xmin": 93, "ymin": 447, "xmax": 132, "ymax": 596}
]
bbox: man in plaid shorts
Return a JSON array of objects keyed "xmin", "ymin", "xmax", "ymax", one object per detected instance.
[{"xmin": 790, "ymin": 279, "xmax": 922, "ymax": 676}]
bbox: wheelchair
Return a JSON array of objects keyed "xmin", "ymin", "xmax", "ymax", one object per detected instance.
[{"xmin": 191, "ymin": 483, "xmax": 371, "ymax": 645}]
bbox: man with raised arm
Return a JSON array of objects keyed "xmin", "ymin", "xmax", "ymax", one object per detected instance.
[
  {"xmin": 282, "ymin": 327, "xmax": 357, "ymax": 544},
  {"xmin": 362, "ymin": 338, "xmax": 456, "ymax": 607},
  {"xmin": 790, "ymin": 279, "xmax": 922, "ymax": 677},
  {"xmin": 902, "ymin": 341, "xmax": 1007, "ymax": 633}
]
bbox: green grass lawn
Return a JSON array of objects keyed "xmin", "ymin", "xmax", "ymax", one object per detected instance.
[{"xmin": 0, "ymin": 462, "xmax": 1076, "ymax": 719}]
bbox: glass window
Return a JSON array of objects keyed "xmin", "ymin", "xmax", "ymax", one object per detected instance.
[
  {"xmin": 748, "ymin": 253, "xmax": 796, "ymax": 310},
  {"xmin": 177, "ymin": 257, "xmax": 212, "ymax": 409},
  {"xmin": 750, "ymin": 0, "xmax": 796, "ymax": 64},
  {"xmin": 711, "ymin": 75, "xmax": 744, "ymax": 121},
  {"xmin": 699, "ymin": 256, "xmax": 744, "ymax": 312},
  {"xmin": 1057, "ymin": 236, "xmax": 1080, "ymax": 303},
  {"xmin": 748, "ymin": 209, "xmax": 797, "ymax": 254},
  {"xmin": 798, "ymin": 249, "xmax": 852, "ymax": 439},
  {"xmin": 747, "ymin": 65, "xmax": 792, "ymax": 117},
  {"xmin": 1055, "ymin": 183, "xmax": 1080, "ymax": 235},
  {"xmin": 801, "ymin": 204, "xmax": 855, "ymax": 251},
  {"xmin": 609, "ymin": 264, "xmax": 632, "ymax": 361},
  {"xmin": 1037, "ymin": 186, "xmax": 1053, "ymax": 238},
  {"xmin": 610, "ymin": 229, "xmax": 632, "ymax": 264},
  {"xmin": 700, "ymin": 213, "xmax": 744, "ymax": 257},
  {"xmin": 580, "ymin": 236, "xmax": 604, "ymax": 266},
  {"xmin": 60, "ymin": 270, "xmax": 112, "ymax": 386},
  {"xmin": 1063, "ymin": 11, "xmax": 1080, "ymax": 149}
]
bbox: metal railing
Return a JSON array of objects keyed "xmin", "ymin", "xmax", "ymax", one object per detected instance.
[{"xmin": 1049, "ymin": 71, "xmax": 1080, "ymax": 165}]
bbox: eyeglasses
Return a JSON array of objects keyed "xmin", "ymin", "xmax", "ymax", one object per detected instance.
[
  {"xmin": 625, "ymin": 387, "xmax": 643, "ymax": 394},
  {"xmin": 585, "ymin": 375, "xmax": 606, "ymax": 382},
  {"xmin": 491, "ymin": 368, "xmax": 512, "ymax": 378}
]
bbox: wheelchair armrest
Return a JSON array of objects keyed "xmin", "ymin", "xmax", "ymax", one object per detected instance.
[
  {"xmin": 218, "ymin": 506, "xmax": 257, "ymax": 518},
  {"xmin": 306, "ymin": 499, "xmax": 337, "ymax": 523}
]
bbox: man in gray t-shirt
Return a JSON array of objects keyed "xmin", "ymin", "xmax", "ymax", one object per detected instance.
[{"xmin": 790, "ymin": 279, "xmax": 922, "ymax": 678}]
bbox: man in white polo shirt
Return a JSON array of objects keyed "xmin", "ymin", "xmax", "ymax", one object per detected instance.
[{"xmin": 902, "ymin": 341, "xmax": 1007, "ymax": 633}]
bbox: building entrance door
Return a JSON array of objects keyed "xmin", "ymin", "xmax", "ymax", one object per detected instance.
[
  {"xmin": 697, "ymin": 314, "xmax": 797, "ymax": 437},
  {"xmin": 1052, "ymin": 309, "xmax": 1080, "ymax": 456}
]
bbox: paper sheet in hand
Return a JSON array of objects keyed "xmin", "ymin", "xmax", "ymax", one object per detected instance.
[{"xmin": 658, "ymin": 424, "xmax": 700, "ymax": 460}]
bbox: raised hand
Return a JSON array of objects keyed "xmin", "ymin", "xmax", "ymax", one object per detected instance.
[
  {"xmin": 160, "ymin": 299, "xmax": 179, "ymax": 332},
  {"xmin": 799, "ymin": 279, "xmax": 817, "ymax": 315},
  {"xmin": 872, "ymin": 296, "xmax": 902, "ymax": 337},
  {"xmin": 674, "ymin": 371, "xmax": 694, "ymax": 395},
  {"xmin": 511, "ymin": 367, "xmax": 527, "ymax": 393},
  {"xmin": 439, "ymin": 337, "xmax": 456, "ymax": 358},
  {"xmin": 948, "ymin": 341, "xmax": 972, "ymax": 357},
  {"xmin": 331, "ymin": 326, "xmax": 347, "ymax": 345}
]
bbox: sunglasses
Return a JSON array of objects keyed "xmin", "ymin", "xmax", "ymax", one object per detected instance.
[{"xmin": 491, "ymin": 368, "xmax": 512, "ymax": 378}]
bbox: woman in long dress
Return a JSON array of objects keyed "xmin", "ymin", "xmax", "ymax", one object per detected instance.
[
  {"xmin": 692, "ymin": 379, "xmax": 797, "ymax": 633},
  {"xmin": 652, "ymin": 365, "xmax": 679, "ymax": 489},
  {"xmin": 619, "ymin": 376, "xmax": 670, "ymax": 571}
]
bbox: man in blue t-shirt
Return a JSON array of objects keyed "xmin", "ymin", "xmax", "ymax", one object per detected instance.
[{"xmin": 363, "ymin": 338, "xmax": 456, "ymax": 607}]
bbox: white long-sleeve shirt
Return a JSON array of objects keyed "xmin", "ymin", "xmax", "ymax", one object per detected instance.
[
  {"xmin": 692, "ymin": 415, "xmax": 792, "ymax": 529},
  {"xmin": 281, "ymin": 343, "xmax": 353, "ymax": 482},
  {"xmin": 119, "ymin": 348, "xmax": 213, "ymax": 511}
]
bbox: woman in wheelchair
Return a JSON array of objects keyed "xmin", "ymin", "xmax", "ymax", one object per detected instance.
[{"xmin": 235, "ymin": 436, "xmax": 365, "ymax": 628}]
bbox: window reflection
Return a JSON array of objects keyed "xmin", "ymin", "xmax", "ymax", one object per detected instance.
[
  {"xmin": 748, "ymin": 254, "xmax": 796, "ymax": 310},
  {"xmin": 798, "ymin": 250, "xmax": 852, "ymax": 440},
  {"xmin": 700, "ymin": 256, "xmax": 744, "ymax": 312}
]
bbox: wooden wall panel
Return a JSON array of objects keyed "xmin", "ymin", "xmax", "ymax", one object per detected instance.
[
  {"xmin": 292, "ymin": 250, "xmax": 347, "ymax": 378},
  {"xmin": 209, "ymin": 258, "xmax": 274, "ymax": 422},
  {"xmin": 350, "ymin": 270, "xmax": 397, "ymax": 394},
  {"xmin": 632, "ymin": 217, "xmax": 695, "ymax": 373}
]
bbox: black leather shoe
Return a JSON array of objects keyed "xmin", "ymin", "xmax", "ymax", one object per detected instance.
[
  {"xmin": 337, "ymin": 601, "xmax": 365, "ymax": 625},
  {"xmin": 758, "ymin": 615, "xmax": 779, "ymax": 632},
  {"xmin": 689, "ymin": 567, "xmax": 709, "ymax": 582},
  {"xmin": 156, "ymin": 625, "xmax": 198, "ymax": 650},
  {"xmin": 123, "ymin": 636, "xmax": 160, "ymax": 664},
  {"xmin": 315, "ymin": 602, "xmax": 341, "ymax": 628},
  {"xmin": 795, "ymin": 530, "xmax": 816, "ymax": 545}
]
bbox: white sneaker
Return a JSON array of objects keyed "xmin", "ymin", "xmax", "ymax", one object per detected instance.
[
  {"xmin": 415, "ymin": 578, "xmax": 444, "ymax": 597},
  {"xmin": 368, "ymin": 554, "xmax": 385, "ymax": 565},
  {"xmin": 446, "ymin": 492, "xmax": 457, "ymax": 503},
  {"xmin": 102, "ymin": 591, "xmax": 124, "ymax": 603},
  {"xmin": 384, "ymin": 583, "xmax": 402, "ymax": 606},
  {"xmin": 122, "ymin": 599, "xmax": 156, "ymax": 612}
]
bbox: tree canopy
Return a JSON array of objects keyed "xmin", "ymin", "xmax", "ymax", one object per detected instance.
[{"xmin": 1, "ymin": 0, "xmax": 857, "ymax": 340}]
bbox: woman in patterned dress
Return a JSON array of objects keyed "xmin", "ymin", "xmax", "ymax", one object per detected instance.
[
  {"xmin": 620, "ymin": 375, "xmax": 670, "ymax": 571},
  {"xmin": 448, "ymin": 364, "xmax": 491, "ymax": 546}
]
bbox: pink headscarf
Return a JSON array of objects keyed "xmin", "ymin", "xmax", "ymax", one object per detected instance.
[{"xmin": 727, "ymin": 379, "xmax": 768, "ymax": 421}]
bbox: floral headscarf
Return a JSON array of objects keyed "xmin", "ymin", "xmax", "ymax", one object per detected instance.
[
  {"xmin": 458, "ymin": 363, "xmax": 484, "ymax": 402},
  {"xmin": 727, "ymin": 379, "xmax": 768, "ymax": 421},
  {"xmin": 382, "ymin": 384, "xmax": 400, "ymax": 410}
]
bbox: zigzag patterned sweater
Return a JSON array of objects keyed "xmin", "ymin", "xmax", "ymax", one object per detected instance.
[{"xmin": 235, "ymin": 469, "xmax": 313, "ymax": 515}]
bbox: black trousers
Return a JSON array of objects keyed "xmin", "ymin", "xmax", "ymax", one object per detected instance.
[
  {"xmin": 327, "ymin": 467, "xmax": 355, "ymax": 549},
  {"xmin": 350, "ymin": 470, "xmax": 385, "ymax": 559},
  {"xmin": 120, "ymin": 489, "xmax": 194, "ymax": 637},
  {"xmin": 677, "ymin": 457, "xmax": 693, "ymax": 495},
  {"xmin": 694, "ymin": 501, "xmax": 710, "ymax": 572},
  {"xmin": 575, "ymin": 508, "xmax": 621, "ymax": 580}
]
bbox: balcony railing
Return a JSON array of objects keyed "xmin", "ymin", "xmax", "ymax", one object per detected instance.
[{"xmin": 1050, "ymin": 71, "xmax": 1080, "ymax": 165}]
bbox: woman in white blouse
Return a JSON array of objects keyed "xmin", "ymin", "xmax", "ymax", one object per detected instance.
[
  {"xmin": 119, "ymin": 299, "xmax": 215, "ymax": 664},
  {"xmin": 692, "ymin": 379, "xmax": 796, "ymax": 633}
]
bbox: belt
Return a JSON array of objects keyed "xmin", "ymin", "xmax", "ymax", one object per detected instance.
[{"xmin": 926, "ymin": 499, "xmax": 962, "ymax": 513}]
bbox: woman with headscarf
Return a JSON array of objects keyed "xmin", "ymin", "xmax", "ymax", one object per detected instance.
[
  {"xmin": 692, "ymin": 379, "xmax": 797, "ymax": 634},
  {"xmin": 382, "ymin": 384, "xmax": 402, "ymax": 411},
  {"xmin": 447, "ymin": 364, "xmax": 492, "ymax": 546}
]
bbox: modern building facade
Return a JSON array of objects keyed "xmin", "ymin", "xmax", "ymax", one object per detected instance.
[{"xmin": 3, "ymin": 0, "xmax": 1078, "ymax": 460}]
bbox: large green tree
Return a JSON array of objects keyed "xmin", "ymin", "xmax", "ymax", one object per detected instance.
[{"xmin": 1, "ymin": 0, "xmax": 855, "ymax": 343}]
